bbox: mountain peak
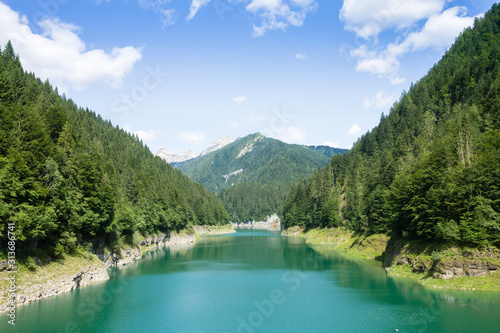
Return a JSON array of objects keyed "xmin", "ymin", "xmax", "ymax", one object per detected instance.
[
  {"xmin": 155, "ymin": 135, "xmax": 235, "ymax": 164},
  {"xmin": 200, "ymin": 135, "xmax": 235, "ymax": 156}
]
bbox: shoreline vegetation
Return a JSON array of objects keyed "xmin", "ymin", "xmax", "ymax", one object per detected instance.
[
  {"xmin": 0, "ymin": 225, "xmax": 235, "ymax": 314},
  {"xmin": 282, "ymin": 227, "xmax": 500, "ymax": 292}
]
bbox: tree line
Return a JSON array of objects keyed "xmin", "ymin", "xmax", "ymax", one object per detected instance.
[
  {"xmin": 0, "ymin": 42, "xmax": 229, "ymax": 256},
  {"xmin": 283, "ymin": 4, "xmax": 500, "ymax": 247}
]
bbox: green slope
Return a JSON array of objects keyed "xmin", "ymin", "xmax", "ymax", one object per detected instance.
[
  {"xmin": 179, "ymin": 133, "xmax": 330, "ymax": 192},
  {"xmin": 0, "ymin": 42, "xmax": 229, "ymax": 257},
  {"xmin": 283, "ymin": 4, "xmax": 500, "ymax": 247},
  {"xmin": 179, "ymin": 133, "xmax": 330, "ymax": 221},
  {"xmin": 306, "ymin": 145, "xmax": 348, "ymax": 157}
]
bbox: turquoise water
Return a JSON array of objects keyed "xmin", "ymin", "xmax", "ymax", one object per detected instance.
[{"xmin": 4, "ymin": 230, "xmax": 500, "ymax": 332}]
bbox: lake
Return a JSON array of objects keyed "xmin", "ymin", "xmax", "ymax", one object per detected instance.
[{"xmin": 4, "ymin": 230, "xmax": 500, "ymax": 332}]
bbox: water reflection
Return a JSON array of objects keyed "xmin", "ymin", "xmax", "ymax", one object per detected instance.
[{"xmin": 5, "ymin": 230, "xmax": 500, "ymax": 333}]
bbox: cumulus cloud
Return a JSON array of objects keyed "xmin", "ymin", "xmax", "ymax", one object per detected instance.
[
  {"xmin": 295, "ymin": 53, "xmax": 307, "ymax": 60},
  {"xmin": 233, "ymin": 95, "xmax": 248, "ymax": 104},
  {"xmin": 247, "ymin": 0, "xmax": 318, "ymax": 37},
  {"xmin": 347, "ymin": 125, "xmax": 361, "ymax": 137},
  {"xmin": 274, "ymin": 126, "xmax": 306, "ymax": 143},
  {"xmin": 0, "ymin": 3, "xmax": 142, "ymax": 91},
  {"xmin": 135, "ymin": 129, "xmax": 160, "ymax": 143},
  {"xmin": 160, "ymin": 9, "xmax": 177, "ymax": 27},
  {"xmin": 187, "ymin": 0, "xmax": 213, "ymax": 20},
  {"xmin": 364, "ymin": 91, "xmax": 398, "ymax": 109},
  {"xmin": 124, "ymin": 126, "xmax": 160, "ymax": 144},
  {"xmin": 340, "ymin": 0, "xmax": 445, "ymax": 39},
  {"xmin": 180, "ymin": 131, "xmax": 206, "ymax": 145},
  {"xmin": 345, "ymin": 3, "xmax": 478, "ymax": 84}
]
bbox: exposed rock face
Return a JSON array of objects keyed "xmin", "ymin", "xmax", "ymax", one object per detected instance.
[
  {"xmin": 0, "ymin": 261, "xmax": 109, "ymax": 314},
  {"xmin": 155, "ymin": 148, "xmax": 198, "ymax": 164},
  {"xmin": 155, "ymin": 135, "xmax": 234, "ymax": 164},
  {"xmin": 384, "ymin": 239, "xmax": 500, "ymax": 279},
  {"xmin": 95, "ymin": 231, "xmax": 197, "ymax": 268},
  {"xmin": 232, "ymin": 214, "xmax": 281, "ymax": 231},
  {"xmin": 200, "ymin": 135, "xmax": 235, "ymax": 156}
]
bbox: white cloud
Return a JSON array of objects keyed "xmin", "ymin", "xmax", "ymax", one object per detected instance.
[
  {"xmin": 233, "ymin": 95, "xmax": 248, "ymax": 104},
  {"xmin": 123, "ymin": 126, "xmax": 159, "ymax": 144},
  {"xmin": 347, "ymin": 125, "xmax": 361, "ymax": 137},
  {"xmin": 138, "ymin": 0, "xmax": 172, "ymax": 10},
  {"xmin": 340, "ymin": 0, "xmax": 445, "ymax": 39},
  {"xmin": 322, "ymin": 141, "xmax": 340, "ymax": 148},
  {"xmin": 0, "ymin": 3, "xmax": 142, "ymax": 91},
  {"xmin": 187, "ymin": 0, "xmax": 213, "ymax": 20},
  {"xmin": 393, "ymin": 7, "xmax": 476, "ymax": 53},
  {"xmin": 274, "ymin": 126, "xmax": 306, "ymax": 143},
  {"xmin": 364, "ymin": 91, "xmax": 398, "ymax": 109},
  {"xmin": 134, "ymin": 0, "xmax": 177, "ymax": 28},
  {"xmin": 135, "ymin": 129, "xmax": 160, "ymax": 143},
  {"xmin": 246, "ymin": 0, "xmax": 318, "ymax": 37},
  {"xmin": 347, "ymin": 4, "xmax": 478, "ymax": 84},
  {"xmin": 160, "ymin": 9, "xmax": 177, "ymax": 27},
  {"xmin": 180, "ymin": 131, "xmax": 206, "ymax": 145},
  {"xmin": 295, "ymin": 53, "xmax": 307, "ymax": 60}
]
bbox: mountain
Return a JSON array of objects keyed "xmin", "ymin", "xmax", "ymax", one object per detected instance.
[
  {"xmin": 305, "ymin": 145, "xmax": 348, "ymax": 157},
  {"xmin": 155, "ymin": 148, "xmax": 198, "ymax": 163},
  {"xmin": 0, "ymin": 42, "xmax": 229, "ymax": 256},
  {"xmin": 155, "ymin": 135, "xmax": 234, "ymax": 164},
  {"xmin": 283, "ymin": 4, "xmax": 500, "ymax": 247},
  {"xmin": 178, "ymin": 133, "xmax": 331, "ymax": 221},
  {"xmin": 200, "ymin": 135, "xmax": 235, "ymax": 156}
]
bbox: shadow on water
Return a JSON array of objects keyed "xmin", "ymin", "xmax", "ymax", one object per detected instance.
[{"xmin": 5, "ymin": 230, "xmax": 500, "ymax": 333}]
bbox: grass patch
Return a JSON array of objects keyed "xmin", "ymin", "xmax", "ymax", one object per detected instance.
[
  {"xmin": 0, "ymin": 251, "xmax": 104, "ymax": 297},
  {"xmin": 282, "ymin": 227, "xmax": 390, "ymax": 262},
  {"xmin": 388, "ymin": 264, "xmax": 500, "ymax": 291}
]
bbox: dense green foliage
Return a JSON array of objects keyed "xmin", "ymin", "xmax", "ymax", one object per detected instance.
[
  {"xmin": 305, "ymin": 145, "xmax": 348, "ymax": 157},
  {"xmin": 283, "ymin": 4, "xmax": 500, "ymax": 247},
  {"xmin": 217, "ymin": 182, "xmax": 289, "ymax": 222},
  {"xmin": 0, "ymin": 42, "xmax": 229, "ymax": 255},
  {"xmin": 179, "ymin": 133, "xmax": 330, "ymax": 221}
]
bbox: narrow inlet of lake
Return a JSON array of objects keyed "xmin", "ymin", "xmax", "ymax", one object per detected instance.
[{"xmin": 6, "ymin": 230, "xmax": 500, "ymax": 333}]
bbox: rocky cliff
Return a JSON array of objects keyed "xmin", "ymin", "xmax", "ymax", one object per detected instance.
[
  {"xmin": 384, "ymin": 239, "xmax": 500, "ymax": 280},
  {"xmin": 0, "ymin": 255, "xmax": 109, "ymax": 314},
  {"xmin": 232, "ymin": 214, "xmax": 281, "ymax": 231},
  {"xmin": 95, "ymin": 230, "xmax": 198, "ymax": 268}
]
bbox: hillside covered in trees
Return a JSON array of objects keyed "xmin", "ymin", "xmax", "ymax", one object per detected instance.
[
  {"xmin": 0, "ymin": 42, "xmax": 229, "ymax": 256},
  {"xmin": 179, "ymin": 133, "xmax": 332, "ymax": 222},
  {"xmin": 283, "ymin": 4, "xmax": 500, "ymax": 247}
]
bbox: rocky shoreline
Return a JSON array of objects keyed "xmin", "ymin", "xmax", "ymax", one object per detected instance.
[
  {"xmin": 0, "ymin": 225, "xmax": 235, "ymax": 313},
  {"xmin": 281, "ymin": 226, "xmax": 500, "ymax": 291},
  {"xmin": 231, "ymin": 214, "xmax": 281, "ymax": 231}
]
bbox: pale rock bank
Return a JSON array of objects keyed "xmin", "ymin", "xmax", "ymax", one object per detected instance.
[
  {"xmin": 231, "ymin": 214, "xmax": 281, "ymax": 231},
  {"xmin": 1, "ymin": 225, "xmax": 235, "ymax": 313}
]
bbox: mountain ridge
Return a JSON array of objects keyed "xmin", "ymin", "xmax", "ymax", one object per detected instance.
[
  {"xmin": 155, "ymin": 135, "xmax": 235, "ymax": 164},
  {"xmin": 178, "ymin": 133, "xmax": 337, "ymax": 221}
]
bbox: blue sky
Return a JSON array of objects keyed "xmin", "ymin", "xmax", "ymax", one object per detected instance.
[{"xmin": 0, "ymin": 0, "xmax": 496, "ymax": 154}]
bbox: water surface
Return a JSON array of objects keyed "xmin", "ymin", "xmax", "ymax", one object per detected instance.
[{"xmin": 4, "ymin": 230, "xmax": 500, "ymax": 332}]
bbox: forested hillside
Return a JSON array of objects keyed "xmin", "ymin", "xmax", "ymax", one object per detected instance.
[
  {"xmin": 306, "ymin": 145, "xmax": 348, "ymax": 158},
  {"xmin": 179, "ymin": 133, "xmax": 331, "ymax": 221},
  {"xmin": 0, "ymin": 42, "xmax": 229, "ymax": 256},
  {"xmin": 283, "ymin": 4, "xmax": 500, "ymax": 247}
]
